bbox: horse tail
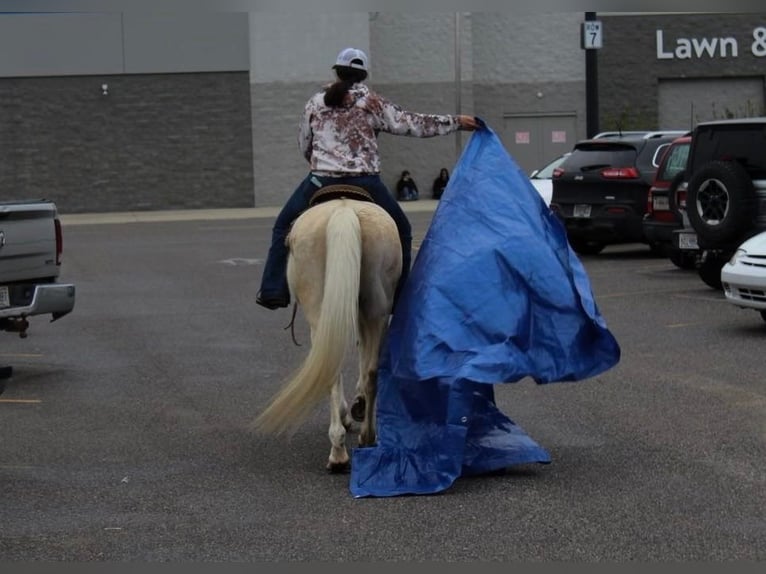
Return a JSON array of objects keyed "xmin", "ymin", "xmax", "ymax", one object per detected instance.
[{"xmin": 255, "ymin": 204, "xmax": 361, "ymax": 435}]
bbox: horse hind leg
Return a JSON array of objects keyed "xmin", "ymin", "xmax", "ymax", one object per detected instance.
[
  {"xmin": 327, "ymin": 373, "xmax": 350, "ymax": 473},
  {"xmin": 358, "ymin": 369, "xmax": 377, "ymax": 447},
  {"xmin": 350, "ymin": 337, "xmax": 367, "ymax": 423},
  {"xmin": 356, "ymin": 316, "xmax": 388, "ymax": 447}
]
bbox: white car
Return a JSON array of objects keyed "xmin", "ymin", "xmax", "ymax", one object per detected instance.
[
  {"xmin": 720, "ymin": 231, "xmax": 766, "ymax": 322},
  {"xmin": 528, "ymin": 153, "xmax": 570, "ymax": 206}
]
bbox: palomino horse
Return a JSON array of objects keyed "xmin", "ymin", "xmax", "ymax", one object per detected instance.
[{"xmin": 255, "ymin": 189, "xmax": 402, "ymax": 472}]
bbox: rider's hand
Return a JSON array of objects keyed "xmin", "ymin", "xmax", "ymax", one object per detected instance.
[{"xmin": 457, "ymin": 115, "xmax": 480, "ymax": 131}]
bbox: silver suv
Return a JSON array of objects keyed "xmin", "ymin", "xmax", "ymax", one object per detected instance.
[{"xmin": 673, "ymin": 117, "xmax": 766, "ymax": 289}]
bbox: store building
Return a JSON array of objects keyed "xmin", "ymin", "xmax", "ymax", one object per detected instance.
[{"xmin": 0, "ymin": 11, "xmax": 764, "ymax": 213}]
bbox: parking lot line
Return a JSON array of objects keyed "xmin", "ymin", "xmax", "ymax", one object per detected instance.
[{"xmin": 0, "ymin": 399, "xmax": 42, "ymax": 404}]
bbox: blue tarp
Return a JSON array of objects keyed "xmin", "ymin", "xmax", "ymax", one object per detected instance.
[{"xmin": 349, "ymin": 123, "xmax": 621, "ymax": 497}]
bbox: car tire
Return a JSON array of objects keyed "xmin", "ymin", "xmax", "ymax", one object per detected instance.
[
  {"xmin": 648, "ymin": 242, "xmax": 667, "ymax": 256},
  {"xmin": 569, "ymin": 238, "xmax": 606, "ymax": 255},
  {"xmin": 669, "ymin": 249, "xmax": 697, "ymax": 270},
  {"xmin": 686, "ymin": 161, "xmax": 756, "ymax": 245},
  {"xmin": 760, "ymin": 310, "xmax": 766, "ymax": 323},
  {"xmin": 697, "ymin": 253, "xmax": 726, "ymax": 290}
]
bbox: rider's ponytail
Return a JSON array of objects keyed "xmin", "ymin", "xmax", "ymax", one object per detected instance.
[{"xmin": 324, "ymin": 65, "xmax": 368, "ymax": 107}]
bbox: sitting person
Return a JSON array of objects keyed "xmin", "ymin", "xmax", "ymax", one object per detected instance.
[
  {"xmin": 256, "ymin": 47, "xmax": 478, "ymax": 310},
  {"xmin": 396, "ymin": 170, "xmax": 419, "ymax": 201},
  {"xmin": 431, "ymin": 167, "xmax": 450, "ymax": 200}
]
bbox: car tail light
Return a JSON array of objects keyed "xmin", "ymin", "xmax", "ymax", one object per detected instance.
[
  {"xmin": 552, "ymin": 167, "xmax": 565, "ymax": 178},
  {"xmin": 676, "ymin": 189, "xmax": 687, "ymax": 210},
  {"xmin": 646, "ymin": 190, "xmax": 654, "ymax": 215},
  {"xmin": 601, "ymin": 167, "xmax": 639, "ymax": 179},
  {"xmin": 54, "ymin": 217, "xmax": 63, "ymax": 266}
]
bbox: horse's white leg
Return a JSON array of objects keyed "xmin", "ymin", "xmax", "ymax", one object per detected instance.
[{"xmin": 327, "ymin": 373, "xmax": 350, "ymax": 472}]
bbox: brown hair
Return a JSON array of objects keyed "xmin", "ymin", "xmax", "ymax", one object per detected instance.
[{"xmin": 324, "ymin": 65, "xmax": 368, "ymax": 107}]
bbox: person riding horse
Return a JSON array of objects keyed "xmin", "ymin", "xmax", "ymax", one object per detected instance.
[{"xmin": 256, "ymin": 47, "xmax": 478, "ymax": 310}]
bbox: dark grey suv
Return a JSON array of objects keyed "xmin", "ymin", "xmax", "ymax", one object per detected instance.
[
  {"xmin": 673, "ymin": 118, "xmax": 766, "ymax": 288},
  {"xmin": 551, "ymin": 132, "xmax": 685, "ymax": 255}
]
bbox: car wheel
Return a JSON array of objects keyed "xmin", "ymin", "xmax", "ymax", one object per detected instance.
[
  {"xmin": 697, "ymin": 253, "xmax": 726, "ymax": 290},
  {"xmin": 669, "ymin": 249, "xmax": 698, "ymax": 270},
  {"xmin": 569, "ymin": 238, "xmax": 606, "ymax": 255},
  {"xmin": 686, "ymin": 161, "xmax": 756, "ymax": 245},
  {"xmin": 648, "ymin": 242, "xmax": 668, "ymax": 256}
]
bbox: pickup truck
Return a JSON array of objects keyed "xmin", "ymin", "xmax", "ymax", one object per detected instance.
[{"xmin": 1, "ymin": 199, "xmax": 76, "ymax": 387}]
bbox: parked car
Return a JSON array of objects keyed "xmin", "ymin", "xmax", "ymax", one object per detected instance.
[
  {"xmin": 641, "ymin": 134, "xmax": 698, "ymax": 269},
  {"xmin": 528, "ymin": 153, "xmax": 570, "ymax": 206},
  {"xmin": 550, "ymin": 132, "xmax": 683, "ymax": 255},
  {"xmin": 720, "ymin": 230, "xmax": 766, "ymax": 322},
  {"xmin": 1, "ymin": 199, "xmax": 76, "ymax": 389},
  {"xmin": 594, "ymin": 130, "xmax": 687, "ymax": 140},
  {"xmin": 672, "ymin": 117, "xmax": 766, "ymax": 289}
]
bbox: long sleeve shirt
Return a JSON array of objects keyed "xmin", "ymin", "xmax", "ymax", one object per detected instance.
[{"xmin": 298, "ymin": 83, "xmax": 460, "ymax": 176}]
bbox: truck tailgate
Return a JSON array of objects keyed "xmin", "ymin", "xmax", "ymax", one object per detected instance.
[{"xmin": 0, "ymin": 201, "xmax": 60, "ymax": 283}]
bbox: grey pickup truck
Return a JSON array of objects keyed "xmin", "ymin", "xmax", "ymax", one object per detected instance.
[{"xmin": 1, "ymin": 200, "xmax": 76, "ymax": 384}]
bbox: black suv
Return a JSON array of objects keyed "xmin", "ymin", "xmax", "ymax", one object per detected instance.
[
  {"xmin": 551, "ymin": 132, "xmax": 685, "ymax": 255},
  {"xmin": 673, "ymin": 118, "xmax": 766, "ymax": 288}
]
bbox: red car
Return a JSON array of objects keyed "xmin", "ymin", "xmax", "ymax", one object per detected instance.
[{"xmin": 641, "ymin": 135, "xmax": 697, "ymax": 269}]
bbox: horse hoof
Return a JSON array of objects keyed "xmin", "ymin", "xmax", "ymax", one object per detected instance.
[
  {"xmin": 359, "ymin": 435, "xmax": 376, "ymax": 448},
  {"xmin": 326, "ymin": 460, "xmax": 351, "ymax": 474},
  {"xmin": 350, "ymin": 396, "xmax": 366, "ymax": 422}
]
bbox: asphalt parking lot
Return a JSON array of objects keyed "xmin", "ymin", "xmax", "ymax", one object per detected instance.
[{"xmin": 0, "ymin": 204, "xmax": 764, "ymax": 561}]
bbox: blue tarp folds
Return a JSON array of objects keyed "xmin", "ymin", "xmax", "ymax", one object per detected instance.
[{"xmin": 349, "ymin": 124, "xmax": 621, "ymax": 497}]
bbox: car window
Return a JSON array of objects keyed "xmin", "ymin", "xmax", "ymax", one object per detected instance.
[
  {"xmin": 533, "ymin": 155, "xmax": 569, "ymax": 179},
  {"xmin": 691, "ymin": 124, "xmax": 766, "ymax": 178},
  {"xmin": 651, "ymin": 143, "xmax": 671, "ymax": 168},
  {"xmin": 656, "ymin": 142, "xmax": 690, "ymax": 181},
  {"xmin": 637, "ymin": 140, "xmax": 675, "ymax": 172},
  {"xmin": 561, "ymin": 144, "xmax": 636, "ymax": 172}
]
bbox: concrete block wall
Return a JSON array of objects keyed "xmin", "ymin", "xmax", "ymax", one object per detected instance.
[
  {"xmin": 0, "ymin": 72, "xmax": 254, "ymax": 213},
  {"xmin": 598, "ymin": 13, "xmax": 766, "ymax": 130}
]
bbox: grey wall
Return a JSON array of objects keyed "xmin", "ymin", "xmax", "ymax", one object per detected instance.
[
  {"xmin": 0, "ymin": 12, "xmax": 249, "ymax": 77},
  {"xmin": 371, "ymin": 13, "xmax": 470, "ymax": 195},
  {"xmin": 0, "ymin": 13, "xmax": 124, "ymax": 77},
  {"xmin": 0, "ymin": 73, "xmax": 254, "ymax": 213},
  {"xmin": 8, "ymin": 11, "xmax": 765, "ymax": 212},
  {"xmin": 248, "ymin": 13, "xmax": 370, "ymax": 206},
  {"xmin": 0, "ymin": 12, "xmax": 252, "ymax": 213},
  {"xmin": 471, "ymin": 12, "xmax": 586, "ymax": 143},
  {"xmin": 249, "ymin": 13, "xmax": 474, "ymax": 205},
  {"xmin": 599, "ymin": 13, "xmax": 766, "ymax": 131}
]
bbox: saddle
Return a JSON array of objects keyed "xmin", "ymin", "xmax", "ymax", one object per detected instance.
[{"xmin": 308, "ymin": 184, "xmax": 374, "ymax": 207}]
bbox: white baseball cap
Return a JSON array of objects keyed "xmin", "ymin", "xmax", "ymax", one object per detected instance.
[{"xmin": 334, "ymin": 47, "xmax": 369, "ymax": 72}]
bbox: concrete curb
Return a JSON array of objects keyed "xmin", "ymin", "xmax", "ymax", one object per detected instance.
[{"xmin": 59, "ymin": 199, "xmax": 440, "ymax": 226}]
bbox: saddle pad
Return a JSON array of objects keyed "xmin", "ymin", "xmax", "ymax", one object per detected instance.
[{"xmin": 308, "ymin": 184, "xmax": 374, "ymax": 207}]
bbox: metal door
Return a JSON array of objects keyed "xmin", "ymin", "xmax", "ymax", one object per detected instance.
[{"xmin": 503, "ymin": 113, "xmax": 578, "ymax": 174}]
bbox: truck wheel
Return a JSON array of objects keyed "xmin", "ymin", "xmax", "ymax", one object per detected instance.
[
  {"xmin": 569, "ymin": 238, "xmax": 605, "ymax": 255},
  {"xmin": 697, "ymin": 254, "xmax": 726, "ymax": 290},
  {"xmin": 669, "ymin": 249, "xmax": 697, "ymax": 270},
  {"xmin": 687, "ymin": 161, "xmax": 756, "ymax": 245}
]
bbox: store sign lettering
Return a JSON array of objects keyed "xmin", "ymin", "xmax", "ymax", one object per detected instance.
[{"xmin": 656, "ymin": 27, "xmax": 766, "ymax": 59}]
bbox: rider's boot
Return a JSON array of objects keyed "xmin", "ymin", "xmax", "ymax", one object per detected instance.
[{"xmin": 257, "ymin": 234, "xmax": 291, "ymax": 310}]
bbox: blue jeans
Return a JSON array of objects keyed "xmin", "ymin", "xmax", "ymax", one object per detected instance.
[{"xmin": 258, "ymin": 173, "xmax": 413, "ymax": 304}]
